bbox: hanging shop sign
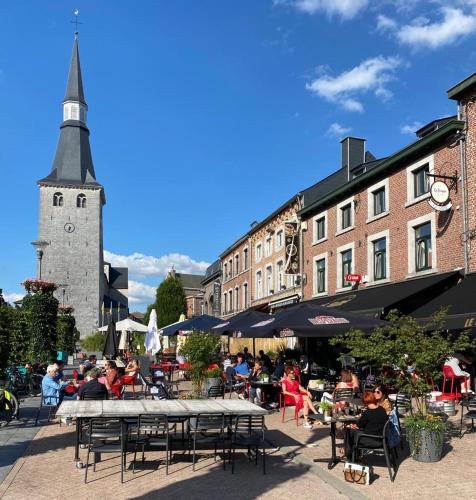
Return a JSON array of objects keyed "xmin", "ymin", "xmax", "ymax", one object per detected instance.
[
  {"xmin": 428, "ymin": 180, "xmax": 452, "ymax": 211},
  {"xmin": 345, "ymin": 274, "xmax": 363, "ymax": 282},
  {"xmin": 284, "ymin": 221, "xmax": 300, "ymax": 274}
]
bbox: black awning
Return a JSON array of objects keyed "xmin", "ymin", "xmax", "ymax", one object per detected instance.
[
  {"xmin": 411, "ymin": 273, "xmax": 476, "ymax": 330},
  {"xmin": 309, "ymin": 271, "xmax": 462, "ymax": 318}
]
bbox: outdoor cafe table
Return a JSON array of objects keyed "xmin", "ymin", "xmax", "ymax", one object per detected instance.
[
  {"xmin": 56, "ymin": 399, "xmax": 268, "ymax": 465},
  {"xmin": 310, "ymin": 414, "xmax": 359, "ymax": 469}
]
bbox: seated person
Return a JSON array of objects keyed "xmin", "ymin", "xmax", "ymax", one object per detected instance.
[
  {"xmin": 79, "ymin": 355, "xmax": 97, "ymax": 379},
  {"xmin": 235, "ymin": 353, "xmax": 251, "ymax": 380},
  {"xmin": 222, "ymin": 352, "xmax": 232, "ymax": 371},
  {"xmin": 225, "ymin": 357, "xmax": 245, "ymax": 393},
  {"xmin": 345, "ymin": 391, "xmax": 388, "ymax": 459},
  {"xmin": 444, "ymin": 355, "xmax": 473, "ymax": 394},
  {"xmin": 99, "ymin": 360, "xmax": 120, "ymax": 391},
  {"xmin": 281, "ymin": 366, "xmax": 319, "ymax": 428},
  {"xmin": 350, "ymin": 369, "xmax": 361, "ymax": 394},
  {"xmin": 248, "ymin": 360, "xmax": 269, "ymax": 405},
  {"xmin": 41, "ymin": 364, "xmax": 76, "ymax": 405},
  {"xmin": 53, "ymin": 360, "xmax": 65, "ymax": 383},
  {"xmin": 77, "ymin": 368, "xmax": 109, "ymax": 400},
  {"xmin": 258, "ymin": 350, "xmax": 273, "ymax": 373},
  {"xmin": 321, "ymin": 369, "xmax": 355, "ymax": 405},
  {"xmin": 271, "ymin": 357, "xmax": 285, "ymax": 381},
  {"xmin": 373, "ymin": 384, "xmax": 392, "ymax": 415},
  {"xmin": 243, "ymin": 347, "xmax": 254, "ymax": 364},
  {"xmin": 122, "ymin": 359, "xmax": 140, "ymax": 384}
]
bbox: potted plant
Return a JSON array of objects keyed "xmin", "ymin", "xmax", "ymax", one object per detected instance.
[
  {"xmin": 319, "ymin": 400, "xmax": 334, "ymax": 422},
  {"xmin": 331, "ymin": 309, "xmax": 474, "ymax": 463},
  {"xmin": 180, "ymin": 331, "xmax": 221, "ymax": 397},
  {"xmin": 204, "ymin": 367, "xmax": 222, "ymax": 394}
]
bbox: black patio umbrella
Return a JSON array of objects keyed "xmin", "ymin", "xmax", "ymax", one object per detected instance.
[
  {"xmin": 235, "ymin": 302, "xmax": 386, "ymax": 339},
  {"xmin": 103, "ymin": 318, "xmax": 119, "ymax": 359},
  {"xmin": 161, "ymin": 314, "xmax": 223, "ymax": 336},
  {"xmin": 211, "ymin": 309, "xmax": 271, "ymax": 335}
]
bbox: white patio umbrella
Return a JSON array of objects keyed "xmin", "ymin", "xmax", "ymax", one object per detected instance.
[
  {"xmin": 145, "ymin": 309, "xmax": 161, "ymax": 354},
  {"xmin": 99, "ymin": 317, "xmax": 148, "ymax": 332}
]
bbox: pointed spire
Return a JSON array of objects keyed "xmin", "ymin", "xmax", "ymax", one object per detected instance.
[{"xmin": 64, "ymin": 34, "xmax": 86, "ymax": 105}]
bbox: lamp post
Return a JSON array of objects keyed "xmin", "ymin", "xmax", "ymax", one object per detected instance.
[{"xmin": 31, "ymin": 240, "xmax": 49, "ymax": 279}]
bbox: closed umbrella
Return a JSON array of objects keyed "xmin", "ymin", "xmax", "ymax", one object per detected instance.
[
  {"xmin": 103, "ymin": 318, "xmax": 118, "ymax": 359},
  {"xmin": 145, "ymin": 308, "xmax": 161, "ymax": 354}
]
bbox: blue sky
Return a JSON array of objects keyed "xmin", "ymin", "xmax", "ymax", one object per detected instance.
[{"xmin": 1, "ymin": 0, "xmax": 476, "ymax": 311}]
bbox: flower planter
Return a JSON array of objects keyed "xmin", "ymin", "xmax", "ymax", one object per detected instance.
[
  {"xmin": 324, "ymin": 410, "xmax": 332, "ymax": 423},
  {"xmin": 409, "ymin": 428, "xmax": 444, "ymax": 462}
]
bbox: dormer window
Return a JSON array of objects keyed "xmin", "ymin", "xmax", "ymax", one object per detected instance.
[
  {"xmin": 53, "ymin": 192, "xmax": 64, "ymax": 207},
  {"xmin": 77, "ymin": 193, "xmax": 86, "ymax": 208}
]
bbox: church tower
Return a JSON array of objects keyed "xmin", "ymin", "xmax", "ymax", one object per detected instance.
[{"xmin": 37, "ymin": 34, "xmax": 105, "ymax": 337}]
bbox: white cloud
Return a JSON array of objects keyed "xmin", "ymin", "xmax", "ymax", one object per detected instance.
[
  {"xmin": 104, "ymin": 250, "xmax": 210, "ymax": 278},
  {"xmin": 3, "ymin": 292, "xmax": 24, "ymax": 304},
  {"xmin": 326, "ymin": 122, "xmax": 352, "ymax": 137},
  {"xmin": 400, "ymin": 121, "xmax": 423, "ymax": 134},
  {"xmin": 275, "ymin": 0, "xmax": 368, "ymax": 19},
  {"xmin": 305, "ymin": 55, "xmax": 403, "ymax": 112},
  {"xmin": 396, "ymin": 7, "xmax": 476, "ymax": 49},
  {"xmin": 376, "ymin": 14, "xmax": 398, "ymax": 32},
  {"xmin": 128, "ymin": 280, "xmax": 156, "ymax": 305}
]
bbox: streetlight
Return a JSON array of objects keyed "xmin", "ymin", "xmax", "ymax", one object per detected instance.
[{"xmin": 31, "ymin": 240, "xmax": 49, "ymax": 279}]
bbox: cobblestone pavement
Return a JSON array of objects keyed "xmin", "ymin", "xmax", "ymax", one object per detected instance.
[{"xmin": 1, "ymin": 388, "xmax": 475, "ymax": 500}]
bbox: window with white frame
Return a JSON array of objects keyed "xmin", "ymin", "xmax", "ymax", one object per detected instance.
[
  {"xmin": 265, "ymin": 265, "xmax": 273, "ymax": 295},
  {"xmin": 337, "ymin": 242, "xmax": 355, "ymax": 290},
  {"xmin": 243, "ymin": 282, "xmax": 248, "ymax": 308},
  {"xmin": 223, "ymin": 263, "xmax": 228, "ymax": 282},
  {"xmin": 255, "ymin": 242, "xmax": 262, "ymax": 263},
  {"xmin": 336, "ymin": 197, "xmax": 354, "ymax": 234},
  {"xmin": 234, "ymin": 254, "xmax": 240, "ymax": 276},
  {"xmin": 312, "ymin": 211, "xmax": 327, "ymax": 244},
  {"xmin": 406, "ymin": 155, "xmax": 434, "ymax": 205},
  {"xmin": 275, "ymin": 229, "xmax": 284, "ymax": 251},
  {"xmin": 223, "ymin": 293, "xmax": 228, "ymax": 314},
  {"xmin": 407, "ymin": 213, "xmax": 436, "ymax": 275},
  {"xmin": 276, "ymin": 260, "xmax": 284, "ymax": 291},
  {"xmin": 229, "ymin": 290, "xmax": 233, "ymax": 312},
  {"xmin": 367, "ymin": 178, "xmax": 389, "ymax": 222},
  {"xmin": 313, "ymin": 253, "xmax": 327, "ymax": 295},
  {"xmin": 265, "ymin": 235, "xmax": 273, "ymax": 257},
  {"xmin": 235, "ymin": 287, "xmax": 239, "ymax": 311},
  {"xmin": 243, "ymin": 248, "xmax": 249, "ymax": 270},
  {"xmin": 256, "ymin": 270, "xmax": 263, "ymax": 299},
  {"xmin": 287, "ymin": 274, "xmax": 297, "ymax": 288},
  {"xmin": 228, "ymin": 259, "xmax": 232, "ymax": 279},
  {"xmin": 367, "ymin": 230, "xmax": 390, "ymax": 283}
]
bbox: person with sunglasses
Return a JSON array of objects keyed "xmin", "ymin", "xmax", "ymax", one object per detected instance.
[
  {"xmin": 281, "ymin": 366, "xmax": 319, "ymax": 428},
  {"xmin": 373, "ymin": 384, "xmax": 392, "ymax": 415}
]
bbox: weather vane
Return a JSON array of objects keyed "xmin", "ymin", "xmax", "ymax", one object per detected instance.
[{"xmin": 70, "ymin": 9, "xmax": 83, "ymax": 34}]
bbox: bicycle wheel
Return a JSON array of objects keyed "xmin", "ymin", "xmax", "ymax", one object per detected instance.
[
  {"xmin": 9, "ymin": 392, "xmax": 20, "ymax": 420},
  {"xmin": 0, "ymin": 393, "xmax": 13, "ymax": 427}
]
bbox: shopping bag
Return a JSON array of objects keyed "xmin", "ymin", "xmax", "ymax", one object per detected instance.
[{"xmin": 343, "ymin": 462, "xmax": 371, "ymax": 485}]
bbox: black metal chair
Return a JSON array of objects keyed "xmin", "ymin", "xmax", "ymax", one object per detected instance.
[
  {"xmin": 460, "ymin": 397, "xmax": 476, "ymax": 437},
  {"xmin": 230, "ymin": 415, "xmax": 266, "ymax": 474},
  {"xmin": 84, "ymin": 418, "xmax": 126, "ymax": 483},
  {"xmin": 207, "ymin": 384, "xmax": 224, "ymax": 399},
  {"xmin": 223, "ymin": 380, "xmax": 245, "ymax": 399},
  {"xmin": 351, "ymin": 420, "xmax": 397, "ymax": 482},
  {"xmin": 189, "ymin": 413, "xmax": 226, "ymax": 471},
  {"xmin": 35, "ymin": 386, "xmax": 59, "ymax": 426},
  {"xmin": 392, "ymin": 392, "xmax": 411, "ymax": 448},
  {"xmin": 132, "ymin": 414, "xmax": 172, "ymax": 475}
]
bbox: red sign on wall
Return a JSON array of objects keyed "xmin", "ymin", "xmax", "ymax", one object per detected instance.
[{"xmin": 345, "ymin": 274, "xmax": 362, "ymax": 282}]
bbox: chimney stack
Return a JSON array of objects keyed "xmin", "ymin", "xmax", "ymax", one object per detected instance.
[{"xmin": 341, "ymin": 137, "xmax": 366, "ymax": 176}]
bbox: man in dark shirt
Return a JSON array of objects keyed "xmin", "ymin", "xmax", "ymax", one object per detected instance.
[
  {"xmin": 225, "ymin": 357, "xmax": 245, "ymax": 396},
  {"xmin": 77, "ymin": 368, "xmax": 109, "ymax": 400},
  {"xmin": 258, "ymin": 350, "xmax": 273, "ymax": 372}
]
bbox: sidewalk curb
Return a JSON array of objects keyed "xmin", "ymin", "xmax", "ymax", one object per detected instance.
[{"xmin": 291, "ymin": 454, "xmax": 370, "ymax": 500}]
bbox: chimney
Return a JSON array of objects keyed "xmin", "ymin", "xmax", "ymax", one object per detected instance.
[{"xmin": 341, "ymin": 137, "xmax": 366, "ymax": 177}]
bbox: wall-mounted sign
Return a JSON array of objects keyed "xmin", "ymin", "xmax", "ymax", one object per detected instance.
[
  {"xmin": 212, "ymin": 281, "xmax": 221, "ymax": 316},
  {"xmin": 345, "ymin": 274, "xmax": 362, "ymax": 282},
  {"xmin": 428, "ymin": 180, "xmax": 452, "ymax": 211},
  {"xmin": 284, "ymin": 221, "xmax": 300, "ymax": 274}
]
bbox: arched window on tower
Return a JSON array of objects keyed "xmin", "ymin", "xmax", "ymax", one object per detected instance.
[
  {"xmin": 77, "ymin": 194, "xmax": 86, "ymax": 208},
  {"xmin": 53, "ymin": 192, "xmax": 63, "ymax": 207}
]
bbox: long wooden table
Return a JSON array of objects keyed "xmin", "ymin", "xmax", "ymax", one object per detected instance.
[{"xmin": 56, "ymin": 399, "xmax": 268, "ymax": 464}]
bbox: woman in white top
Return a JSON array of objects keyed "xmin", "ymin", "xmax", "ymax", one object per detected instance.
[{"xmin": 444, "ymin": 355, "xmax": 472, "ymax": 393}]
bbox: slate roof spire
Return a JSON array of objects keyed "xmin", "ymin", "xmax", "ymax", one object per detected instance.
[
  {"xmin": 38, "ymin": 35, "xmax": 103, "ymax": 190},
  {"xmin": 64, "ymin": 33, "xmax": 86, "ymax": 105}
]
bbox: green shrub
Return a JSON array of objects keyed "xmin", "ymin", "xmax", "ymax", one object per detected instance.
[{"xmin": 80, "ymin": 331, "xmax": 105, "ymax": 352}]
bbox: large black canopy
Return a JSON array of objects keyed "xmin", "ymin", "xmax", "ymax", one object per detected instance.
[
  {"xmin": 233, "ymin": 302, "xmax": 386, "ymax": 338},
  {"xmin": 103, "ymin": 319, "xmax": 118, "ymax": 359},
  {"xmin": 161, "ymin": 314, "xmax": 223, "ymax": 336},
  {"xmin": 211, "ymin": 309, "xmax": 270, "ymax": 335}
]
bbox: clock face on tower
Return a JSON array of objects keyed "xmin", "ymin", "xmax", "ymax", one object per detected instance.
[{"xmin": 64, "ymin": 222, "xmax": 75, "ymax": 233}]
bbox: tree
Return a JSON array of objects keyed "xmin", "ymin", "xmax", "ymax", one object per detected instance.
[
  {"xmin": 0, "ymin": 291, "xmax": 12, "ymax": 376},
  {"xmin": 22, "ymin": 279, "xmax": 59, "ymax": 363},
  {"xmin": 143, "ymin": 303, "xmax": 155, "ymax": 326},
  {"xmin": 155, "ymin": 276, "xmax": 186, "ymax": 328},
  {"xmin": 8, "ymin": 307, "xmax": 29, "ymax": 365},
  {"xmin": 180, "ymin": 331, "xmax": 221, "ymax": 396},
  {"xmin": 330, "ymin": 309, "xmax": 474, "ymax": 416},
  {"xmin": 56, "ymin": 307, "xmax": 79, "ymax": 354}
]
